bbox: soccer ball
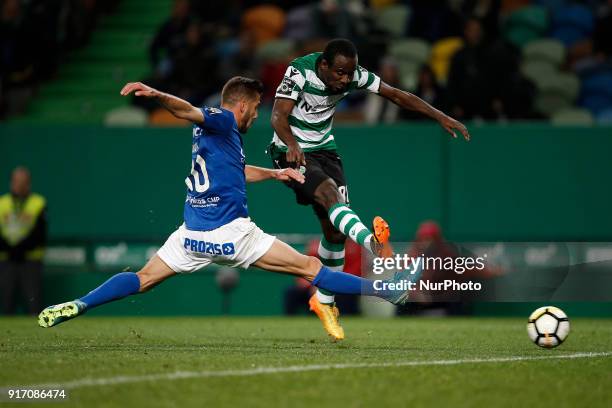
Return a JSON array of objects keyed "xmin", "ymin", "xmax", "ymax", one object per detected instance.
[{"xmin": 527, "ymin": 306, "xmax": 570, "ymax": 348}]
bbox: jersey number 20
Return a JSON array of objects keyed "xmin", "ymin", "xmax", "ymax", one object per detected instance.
[{"xmin": 185, "ymin": 154, "xmax": 210, "ymax": 192}]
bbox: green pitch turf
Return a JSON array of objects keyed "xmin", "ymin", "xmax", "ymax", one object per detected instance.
[{"xmin": 1, "ymin": 316, "xmax": 611, "ymax": 407}]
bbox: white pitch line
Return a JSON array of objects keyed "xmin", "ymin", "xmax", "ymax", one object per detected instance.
[{"xmin": 4, "ymin": 352, "xmax": 611, "ymax": 392}]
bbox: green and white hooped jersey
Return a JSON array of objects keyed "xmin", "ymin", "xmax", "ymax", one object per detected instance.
[{"xmin": 272, "ymin": 52, "xmax": 381, "ymax": 152}]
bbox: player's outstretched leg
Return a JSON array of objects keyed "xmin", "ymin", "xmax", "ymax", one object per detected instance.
[
  {"xmin": 254, "ymin": 239, "xmax": 411, "ymax": 313},
  {"xmin": 329, "ymin": 204, "xmax": 393, "ymax": 257},
  {"xmin": 38, "ymin": 256, "xmax": 175, "ymax": 328},
  {"xmin": 313, "ymin": 180, "xmax": 393, "ymax": 258}
]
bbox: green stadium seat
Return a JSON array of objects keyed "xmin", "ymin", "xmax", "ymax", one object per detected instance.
[
  {"xmin": 505, "ymin": 26, "xmax": 545, "ymax": 49},
  {"xmin": 537, "ymin": 72, "xmax": 580, "ymax": 101},
  {"xmin": 255, "ymin": 39, "xmax": 295, "ymax": 61},
  {"xmin": 523, "ymin": 38, "xmax": 565, "ymax": 67},
  {"xmin": 69, "ymin": 41, "xmax": 148, "ymax": 62},
  {"xmin": 551, "ymin": 108, "xmax": 594, "ymax": 125},
  {"xmin": 41, "ymin": 77, "xmax": 125, "ymax": 96},
  {"xmin": 554, "ymin": 73, "xmax": 580, "ymax": 102},
  {"xmin": 505, "ymin": 6, "xmax": 549, "ymax": 32},
  {"xmin": 104, "ymin": 106, "xmax": 148, "ymax": 127},
  {"xmin": 503, "ymin": 5, "xmax": 549, "ymax": 48},
  {"xmin": 397, "ymin": 61, "xmax": 420, "ymax": 91},
  {"xmin": 535, "ymin": 93, "xmax": 572, "ymax": 116},
  {"xmin": 374, "ymin": 4, "xmax": 410, "ymax": 38},
  {"xmin": 521, "ymin": 60, "xmax": 556, "ymax": 87},
  {"xmin": 98, "ymin": 13, "xmax": 166, "ymax": 30},
  {"xmin": 58, "ymin": 62, "xmax": 149, "ymax": 84},
  {"xmin": 15, "ymin": 0, "xmax": 170, "ymax": 124},
  {"xmin": 388, "ymin": 39, "xmax": 430, "ymax": 65},
  {"xmin": 24, "ymin": 96, "xmax": 126, "ymax": 124},
  {"xmin": 534, "ymin": 72, "xmax": 580, "ymax": 116}
]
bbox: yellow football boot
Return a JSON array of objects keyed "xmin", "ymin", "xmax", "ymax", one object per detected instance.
[{"xmin": 309, "ymin": 294, "xmax": 345, "ymax": 341}]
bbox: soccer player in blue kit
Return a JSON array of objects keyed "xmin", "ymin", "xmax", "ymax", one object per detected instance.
[{"xmin": 37, "ymin": 77, "xmax": 411, "ymax": 334}]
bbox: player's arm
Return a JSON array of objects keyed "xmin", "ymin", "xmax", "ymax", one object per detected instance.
[
  {"xmin": 120, "ymin": 82, "xmax": 204, "ymax": 124},
  {"xmin": 271, "ymin": 65, "xmax": 308, "ymax": 167},
  {"xmin": 245, "ymin": 165, "xmax": 305, "ymax": 184},
  {"xmin": 378, "ymin": 82, "xmax": 471, "ymax": 141},
  {"xmin": 271, "ymin": 98, "xmax": 306, "ymax": 167}
]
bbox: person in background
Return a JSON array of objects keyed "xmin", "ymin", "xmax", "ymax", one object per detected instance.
[
  {"xmin": 400, "ymin": 64, "xmax": 448, "ymax": 121},
  {"xmin": 365, "ymin": 59, "xmax": 447, "ymax": 123},
  {"xmin": 364, "ymin": 57, "xmax": 412, "ymax": 123},
  {"xmin": 594, "ymin": 0, "xmax": 612, "ymax": 58},
  {"xmin": 0, "ymin": 0, "xmax": 36, "ymax": 118},
  {"xmin": 446, "ymin": 17, "xmax": 493, "ymax": 120},
  {"xmin": 149, "ymin": 0, "xmax": 192, "ymax": 78},
  {"xmin": 397, "ymin": 221, "xmax": 468, "ymax": 316},
  {"xmin": 0, "ymin": 167, "xmax": 47, "ymax": 315},
  {"xmin": 169, "ymin": 21, "xmax": 220, "ymax": 105},
  {"xmin": 398, "ymin": 220, "xmax": 503, "ymax": 316},
  {"xmin": 408, "ymin": 0, "xmax": 463, "ymax": 42},
  {"xmin": 414, "ymin": 64, "xmax": 447, "ymax": 114}
]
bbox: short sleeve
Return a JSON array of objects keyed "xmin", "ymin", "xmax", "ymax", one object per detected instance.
[
  {"xmin": 199, "ymin": 107, "xmax": 233, "ymax": 133},
  {"xmin": 275, "ymin": 65, "xmax": 306, "ymax": 101},
  {"xmin": 356, "ymin": 65, "xmax": 381, "ymax": 94}
]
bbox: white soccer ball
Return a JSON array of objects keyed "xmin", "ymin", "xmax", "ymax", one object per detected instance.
[{"xmin": 527, "ymin": 306, "xmax": 570, "ymax": 348}]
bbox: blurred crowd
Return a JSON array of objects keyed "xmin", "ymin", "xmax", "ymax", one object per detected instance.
[
  {"xmin": 2, "ymin": 0, "xmax": 612, "ymax": 123},
  {"xmin": 135, "ymin": 0, "xmax": 612, "ymax": 123},
  {"xmin": 0, "ymin": 0, "xmax": 120, "ymax": 118}
]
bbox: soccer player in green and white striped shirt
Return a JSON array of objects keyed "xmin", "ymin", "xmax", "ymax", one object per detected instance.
[{"xmin": 270, "ymin": 39, "xmax": 470, "ymax": 341}]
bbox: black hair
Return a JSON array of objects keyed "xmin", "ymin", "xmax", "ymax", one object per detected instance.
[
  {"xmin": 322, "ymin": 39, "xmax": 357, "ymax": 67},
  {"xmin": 221, "ymin": 76, "xmax": 264, "ymax": 105}
]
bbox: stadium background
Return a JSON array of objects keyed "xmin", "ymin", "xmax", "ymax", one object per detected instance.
[{"xmin": 2, "ymin": 0, "xmax": 612, "ymax": 317}]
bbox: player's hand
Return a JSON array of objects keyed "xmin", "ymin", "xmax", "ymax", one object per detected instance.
[
  {"xmin": 285, "ymin": 144, "xmax": 306, "ymax": 168},
  {"xmin": 439, "ymin": 115, "xmax": 470, "ymax": 141},
  {"xmin": 273, "ymin": 168, "xmax": 305, "ymax": 184},
  {"xmin": 120, "ymin": 82, "xmax": 159, "ymax": 98}
]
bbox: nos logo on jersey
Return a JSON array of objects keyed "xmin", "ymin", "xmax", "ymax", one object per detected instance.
[
  {"xmin": 300, "ymin": 100, "xmax": 313, "ymax": 112},
  {"xmin": 206, "ymin": 107, "xmax": 222, "ymax": 114}
]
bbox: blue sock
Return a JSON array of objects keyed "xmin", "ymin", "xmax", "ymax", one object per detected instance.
[
  {"xmin": 312, "ymin": 266, "xmax": 395, "ymax": 300},
  {"xmin": 79, "ymin": 272, "xmax": 141, "ymax": 309}
]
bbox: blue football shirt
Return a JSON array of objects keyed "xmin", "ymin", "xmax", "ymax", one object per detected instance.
[{"xmin": 183, "ymin": 106, "xmax": 248, "ymax": 231}]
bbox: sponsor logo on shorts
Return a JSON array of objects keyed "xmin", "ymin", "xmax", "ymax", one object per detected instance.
[
  {"xmin": 184, "ymin": 239, "xmax": 236, "ymax": 255},
  {"xmin": 221, "ymin": 243, "xmax": 235, "ymax": 255}
]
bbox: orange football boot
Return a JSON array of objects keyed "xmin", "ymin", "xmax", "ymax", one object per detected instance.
[
  {"xmin": 309, "ymin": 294, "xmax": 345, "ymax": 341},
  {"xmin": 371, "ymin": 216, "xmax": 394, "ymax": 258}
]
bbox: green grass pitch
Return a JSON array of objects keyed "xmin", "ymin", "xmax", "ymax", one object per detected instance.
[{"xmin": 1, "ymin": 316, "xmax": 611, "ymax": 407}]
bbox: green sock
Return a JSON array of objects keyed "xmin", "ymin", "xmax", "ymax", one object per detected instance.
[
  {"xmin": 328, "ymin": 203, "xmax": 373, "ymax": 252},
  {"xmin": 315, "ymin": 238, "xmax": 344, "ymax": 304}
]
